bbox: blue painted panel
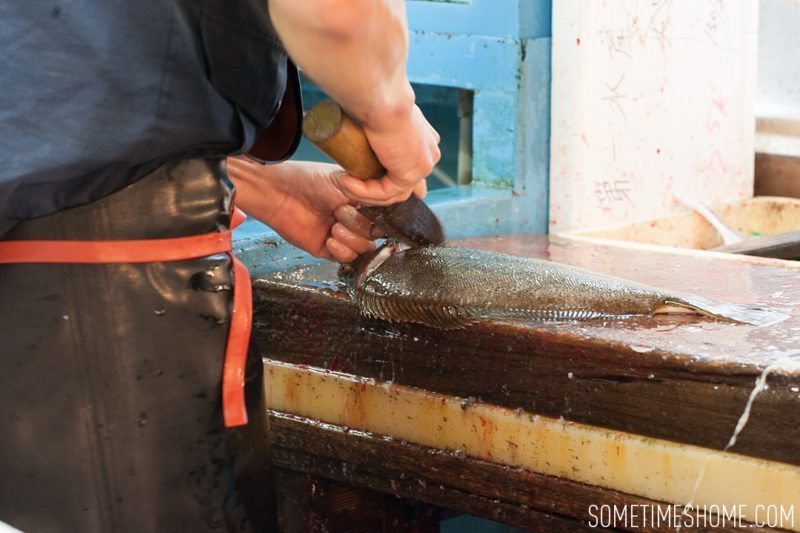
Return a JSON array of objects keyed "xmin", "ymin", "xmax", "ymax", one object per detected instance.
[
  {"xmin": 515, "ymin": 37, "xmax": 552, "ymax": 233},
  {"xmin": 406, "ymin": 32, "xmax": 551, "ymax": 195},
  {"xmin": 519, "ymin": 0, "xmax": 552, "ymax": 39},
  {"xmin": 407, "ymin": 31, "xmax": 521, "ymax": 90},
  {"xmin": 406, "ymin": 0, "xmax": 551, "ymax": 39},
  {"xmin": 471, "ymin": 90, "xmax": 519, "ymax": 187}
]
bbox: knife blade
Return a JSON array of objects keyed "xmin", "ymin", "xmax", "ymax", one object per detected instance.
[{"xmin": 302, "ymin": 100, "xmax": 446, "ymax": 248}]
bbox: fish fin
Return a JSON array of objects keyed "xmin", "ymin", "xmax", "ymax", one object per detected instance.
[
  {"xmin": 652, "ymin": 304, "xmax": 696, "ymax": 315},
  {"xmin": 662, "ymin": 297, "xmax": 789, "ymax": 327},
  {"xmin": 357, "ymin": 293, "xmax": 476, "ymax": 329}
]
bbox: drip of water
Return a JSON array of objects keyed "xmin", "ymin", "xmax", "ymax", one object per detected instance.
[{"xmin": 684, "ymin": 354, "xmax": 800, "ymax": 513}]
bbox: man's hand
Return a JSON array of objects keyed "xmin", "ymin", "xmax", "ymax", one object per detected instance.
[
  {"xmin": 227, "ymin": 157, "xmax": 383, "ymax": 263},
  {"xmin": 269, "ymin": 0, "xmax": 441, "ymax": 206},
  {"xmin": 338, "ymin": 103, "xmax": 441, "ymax": 206}
]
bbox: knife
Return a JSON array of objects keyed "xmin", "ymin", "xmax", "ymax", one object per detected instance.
[{"xmin": 302, "ymin": 100, "xmax": 446, "ymax": 247}]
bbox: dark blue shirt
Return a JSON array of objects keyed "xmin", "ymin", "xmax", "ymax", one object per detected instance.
[{"xmin": 0, "ymin": 0, "xmax": 290, "ymax": 235}]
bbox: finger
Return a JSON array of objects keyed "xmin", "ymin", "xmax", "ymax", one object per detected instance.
[
  {"xmin": 431, "ymin": 141, "xmax": 442, "ymax": 164},
  {"xmin": 333, "ymin": 174, "xmax": 370, "ymax": 203},
  {"xmin": 338, "ymin": 175, "xmax": 411, "ymax": 204},
  {"xmin": 339, "ymin": 186, "xmax": 411, "ymax": 207},
  {"xmin": 412, "ymin": 180, "xmax": 427, "ymax": 200},
  {"xmin": 415, "ymin": 105, "xmax": 441, "ymax": 146},
  {"xmin": 331, "ymin": 222, "xmax": 377, "ymax": 255},
  {"xmin": 304, "ymin": 242, "xmax": 334, "ymax": 261},
  {"xmin": 427, "ymin": 122, "xmax": 441, "ymax": 145},
  {"xmin": 334, "ymin": 204, "xmax": 374, "ymax": 239},
  {"xmin": 326, "ymin": 237, "xmax": 358, "ymax": 264}
]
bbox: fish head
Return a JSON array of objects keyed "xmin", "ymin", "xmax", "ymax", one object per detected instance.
[{"xmin": 337, "ymin": 240, "xmax": 409, "ymax": 296}]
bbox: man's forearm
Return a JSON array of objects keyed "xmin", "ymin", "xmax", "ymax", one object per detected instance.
[
  {"xmin": 268, "ymin": 0, "xmax": 414, "ymax": 132},
  {"xmin": 268, "ymin": 0, "xmax": 440, "ymax": 205}
]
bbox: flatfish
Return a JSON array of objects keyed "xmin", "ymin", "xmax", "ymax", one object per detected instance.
[{"xmin": 339, "ymin": 244, "xmax": 788, "ymax": 329}]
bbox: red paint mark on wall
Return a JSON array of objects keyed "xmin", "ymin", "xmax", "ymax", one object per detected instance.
[
  {"xmin": 708, "ymin": 149, "xmax": 728, "ymax": 174},
  {"xmin": 712, "ymin": 96, "xmax": 729, "ymax": 116},
  {"xmin": 704, "ymin": 89, "xmax": 730, "ymax": 176}
]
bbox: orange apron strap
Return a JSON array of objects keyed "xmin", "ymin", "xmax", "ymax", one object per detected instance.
[
  {"xmin": 221, "ymin": 255, "xmax": 252, "ymax": 427},
  {"xmin": 0, "ymin": 232, "xmax": 232, "ymax": 264},
  {"xmin": 222, "ymin": 206, "xmax": 252, "ymax": 427},
  {"xmin": 0, "ymin": 210, "xmax": 254, "ymax": 428}
]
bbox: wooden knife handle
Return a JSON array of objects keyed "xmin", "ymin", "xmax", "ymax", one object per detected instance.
[
  {"xmin": 302, "ymin": 101, "xmax": 384, "ymax": 180},
  {"xmin": 302, "ymin": 99, "xmax": 447, "ymax": 247}
]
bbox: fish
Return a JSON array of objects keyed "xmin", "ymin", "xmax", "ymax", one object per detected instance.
[{"xmin": 338, "ymin": 243, "xmax": 788, "ymax": 329}]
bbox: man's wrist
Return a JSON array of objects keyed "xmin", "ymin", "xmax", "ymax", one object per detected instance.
[
  {"xmin": 227, "ymin": 159, "xmax": 287, "ymax": 228},
  {"xmin": 356, "ymin": 81, "xmax": 416, "ymax": 135}
]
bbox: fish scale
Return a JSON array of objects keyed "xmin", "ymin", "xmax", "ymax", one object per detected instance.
[{"xmin": 342, "ymin": 245, "xmax": 788, "ymax": 329}]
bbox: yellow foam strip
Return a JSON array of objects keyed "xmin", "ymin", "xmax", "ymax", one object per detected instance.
[{"xmin": 264, "ymin": 360, "xmax": 800, "ymax": 529}]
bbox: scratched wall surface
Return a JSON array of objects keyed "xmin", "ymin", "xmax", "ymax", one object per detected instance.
[{"xmin": 549, "ymin": 0, "xmax": 758, "ymax": 233}]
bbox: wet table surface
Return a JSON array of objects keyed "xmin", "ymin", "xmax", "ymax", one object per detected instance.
[{"xmin": 252, "ymin": 234, "xmax": 800, "ymax": 465}]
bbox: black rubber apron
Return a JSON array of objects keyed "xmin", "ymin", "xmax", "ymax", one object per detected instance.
[{"xmin": 0, "ymin": 159, "xmax": 274, "ymax": 531}]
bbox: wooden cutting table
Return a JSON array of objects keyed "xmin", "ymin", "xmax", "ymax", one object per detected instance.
[{"xmin": 250, "ymin": 234, "xmax": 800, "ymax": 531}]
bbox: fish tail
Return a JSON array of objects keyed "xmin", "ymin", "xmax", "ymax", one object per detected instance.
[{"xmin": 674, "ymin": 296, "xmax": 789, "ymax": 327}]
